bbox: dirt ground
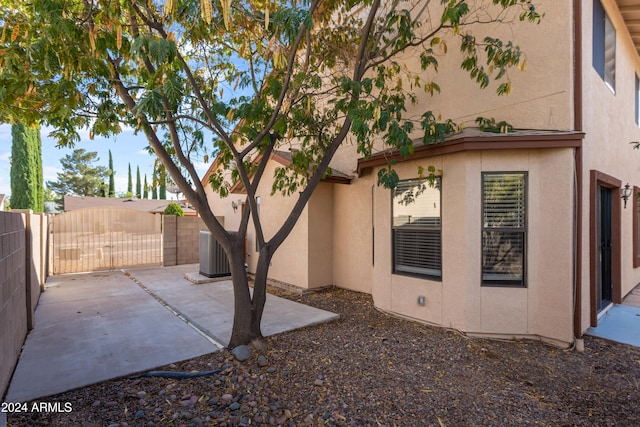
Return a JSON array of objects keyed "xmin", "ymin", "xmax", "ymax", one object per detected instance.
[{"xmin": 8, "ymin": 287, "xmax": 640, "ymax": 426}]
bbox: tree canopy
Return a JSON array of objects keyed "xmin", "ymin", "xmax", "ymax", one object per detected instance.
[
  {"xmin": 163, "ymin": 201, "xmax": 185, "ymax": 216},
  {"xmin": 0, "ymin": 0, "xmax": 541, "ymax": 346},
  {"xmin": 10, "ymin": 122, "xmax": 43, "ymax": 212},
  {"xmin": 47, "ymin": 149, "xmax": 108, "ymax": 201}
]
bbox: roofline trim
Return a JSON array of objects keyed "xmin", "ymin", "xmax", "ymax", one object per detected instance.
[{"xmin": 357, "ymin": 131, "xmax": 585, "ymax": 176}]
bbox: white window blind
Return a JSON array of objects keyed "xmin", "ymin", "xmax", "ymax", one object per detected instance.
[
  {"xmin": 604, "ymin": 14, "xmax": 616, "ymax": 90},
  {"xmin": 482, "ymin": 173, "xmax": 526, "ymax": 287},
  {"xmin": 392, "ymin": 179, "xmax": 441, "ymax": 278},
  {"xmin": 593, "ymin": 0, "xmax": 616, "ymax": 91}
]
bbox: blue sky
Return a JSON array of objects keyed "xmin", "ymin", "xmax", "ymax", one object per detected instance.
[{"xmin": 0, "ymin": 124, "xmax": 210, "ymax": 200}]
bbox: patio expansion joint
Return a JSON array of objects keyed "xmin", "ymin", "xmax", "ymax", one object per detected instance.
[{"xmin": 122, "ymin": 270, "xmax": 226, "ymax": 350}]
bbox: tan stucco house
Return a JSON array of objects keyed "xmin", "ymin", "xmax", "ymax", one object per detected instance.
[{"xmin": 202, "ymin": 1, "xmax": 640, "ymax": 348}]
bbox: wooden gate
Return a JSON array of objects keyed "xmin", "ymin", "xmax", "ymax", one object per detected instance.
[{"xmin": 49, "ymin": 207, "xmax": 162, "ymax": 274}]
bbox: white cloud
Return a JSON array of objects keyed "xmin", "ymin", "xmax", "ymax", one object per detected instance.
[{"xmin": 43, "ymin": 165, "xmax": 61, "ymax": 184}]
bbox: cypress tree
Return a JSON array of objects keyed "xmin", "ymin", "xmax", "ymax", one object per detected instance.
[
  {"xmin": 108, "ymin": 150, "xmax": 115, "ymax": 197},
  {"xmin": 143, "ymin": 175, "xmax": 149, "ymax": 199},
  {"xmin": 10, "ymin": 122, "xmax": 43, "ymax": 212},
  {"xmin": 136, "ymin": 166, "xmax": 141, "ymax": 198},
  {"xmin": 127, "ymin": 163, "xmax": 132, "ymax": 197},
  {"xmin": 151, "ymin": 165, "xmax": 158, "ymax": 199},
  {"xmin": 159, "ymin": 168, "xmax": 167, "ymax": 200}
]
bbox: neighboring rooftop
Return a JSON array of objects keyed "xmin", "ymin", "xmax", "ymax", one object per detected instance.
[{"xmin": 63, "ymin": 195, "xmax": 198, "ymax": 215}]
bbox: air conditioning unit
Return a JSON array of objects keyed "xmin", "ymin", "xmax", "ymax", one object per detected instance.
[{"xmin": 199, "ymin": 231, "xmax": 232, "ymax": 278}]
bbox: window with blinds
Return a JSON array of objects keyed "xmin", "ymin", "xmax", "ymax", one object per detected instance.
[
  {"xmin": 593, "ymin": 0, "xmax": 616, "ymax": 91},
  {"xmin": 392, "ymin": 178, "xmax": 441, "ymax": 279},
  {"xmin": 604, "ymin": 13, "xmax": 616, "ymax": 90},
  {"xmin": 482, "ymin": 173, "xmax": 527, "ymax": 287}
]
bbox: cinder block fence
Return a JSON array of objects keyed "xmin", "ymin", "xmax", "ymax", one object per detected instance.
[
  {"xmin": 162, "ymin": 215, "xmax": 222, "ymax": 266},
  {"xmin": 0, "ymin": 211, "xmax": 212, "ymax": 399},
  {"xmin": 0, "ymin": 211, "xmax": 47, "ymax": 400}
]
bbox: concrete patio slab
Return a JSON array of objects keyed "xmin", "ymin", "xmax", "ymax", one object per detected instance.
[
  {"xmin": 4, "ymin": 270, "xmax": 219, "ymax": 404},
  {"xmin": 125, "ymin": 264, "xmax": 340, "ymax": 346},
  {"xmin": 4, "ymin": 265, "xmax": 338, "ymax": 403},
  {"xmin": 586, "ymin": 304, "xmax": 640, "ymax": 347}
]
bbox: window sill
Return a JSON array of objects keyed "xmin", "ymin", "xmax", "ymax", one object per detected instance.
[
  {"xmin": 392, "ymin": 272, "xmax": 442, "ymax": 282},
  {"xmin": 481, "ymin": 281, "xmax": 526, "ymax": 288}
]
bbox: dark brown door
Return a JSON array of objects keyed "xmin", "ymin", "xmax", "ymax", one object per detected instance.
[{"xmin": 597, "ymin": 186, "xmax": 613, "ymax": 312}]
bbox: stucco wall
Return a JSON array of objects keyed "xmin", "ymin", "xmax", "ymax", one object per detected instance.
[
  {"xmin": 333, "ymin": 178, "xmax": 373, "ymax": 293},
  {"xmin": 249, "ymin": 161, "xmax": 310, "ymax": 287},
  {"xmin": 579, "ymin": 0, "xmax": 640, "ymax": 333},
  {"xmin": 364, "ymin": 147, "xmax": 575, "ymax": 345},
  {"xmin": 404, "ymin": 1, "xmax": 573, "ymax": 131},
  {"xmin": 203, "ymin": 160, "xmax": 341, "ymax": 289},
  {"xmin": 308, "ymin": 183, "xmax": 334, "ymax": 288},
  {"xmin": 327, "ymin": 0, "xmax": 575, "ymax": 175}
]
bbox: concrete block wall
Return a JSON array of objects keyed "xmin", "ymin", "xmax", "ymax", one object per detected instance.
[
  {"xmin": 162, "ymin": 215, "xmax": 178, "ymax": 266},
  {"xmin": 0, "ymin": 212, "xmax": 28, "ymax": 400},
  {"xmin": 176, "ymin": 216, "xmax": 209, "ymax": 265},
  {"xmin": 0, "ymin": 211, "xmax": 48, "ymax": 400},
  {"xmin": 163, "ymin": 215, "xmax": 223, "ymax": 266}
]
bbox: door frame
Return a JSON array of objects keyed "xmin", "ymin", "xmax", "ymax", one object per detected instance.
[{"xmin": 589, "ymin": 170, "xmax": 622, "ymax": 327}]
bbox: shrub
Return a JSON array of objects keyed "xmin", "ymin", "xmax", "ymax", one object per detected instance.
[{"xmin": 163, "ymin": 202, "xmax": 184, "ymax": 217}]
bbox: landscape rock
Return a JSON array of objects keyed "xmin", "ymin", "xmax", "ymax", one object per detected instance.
[
  {"xmin": 257, "ymin": 355, "xmax": 268, "ymax": 367},
  {"xmin": 231, "ymin": 345, "xmax": 251, "ymax": 362},
  {"xmin": 7, "ymin": 288, "xmax": 640, "ymax": 427}
]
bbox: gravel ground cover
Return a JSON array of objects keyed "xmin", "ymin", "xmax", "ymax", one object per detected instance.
[{"xmin": 7, "ymin": 287, "xmax": 640, "ymax": 426}]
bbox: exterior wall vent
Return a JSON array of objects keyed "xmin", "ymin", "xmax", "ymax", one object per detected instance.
[{"xmin": 199, "ymin": 231, "xmax": 232, "ymax": 277}]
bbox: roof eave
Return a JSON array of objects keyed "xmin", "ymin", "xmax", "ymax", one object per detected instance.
[{"xmin": 357, "ymin": 130, "xmax": 585, "ymax": 176}]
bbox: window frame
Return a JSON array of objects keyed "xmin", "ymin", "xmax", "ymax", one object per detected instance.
[
  {"xmin": 593, "ymin": 0, "xmax": 616, "ymax": 92},
  {"xmin": 604, "ymin": 11, "xmax": 616, "ymax": 91},
  {"xmin": 481, "ymin": 172, "xmax": 528, "ymax": 288},
  {"xmin": 391, "ymin": 177, "xmax": 442, "ymax": 281}
]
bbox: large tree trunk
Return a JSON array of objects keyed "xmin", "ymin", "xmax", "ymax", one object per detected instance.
[
  {"xmin": 250, "ymin": 248, "xmax": 271, "ymax": 338},
  {"xmin": 228, "ymin": 239, "xmax": 256, "ymax": 347},
  {"xmin": 227, "ymin": 240, "xmax": 272, "ymax": 348}
]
